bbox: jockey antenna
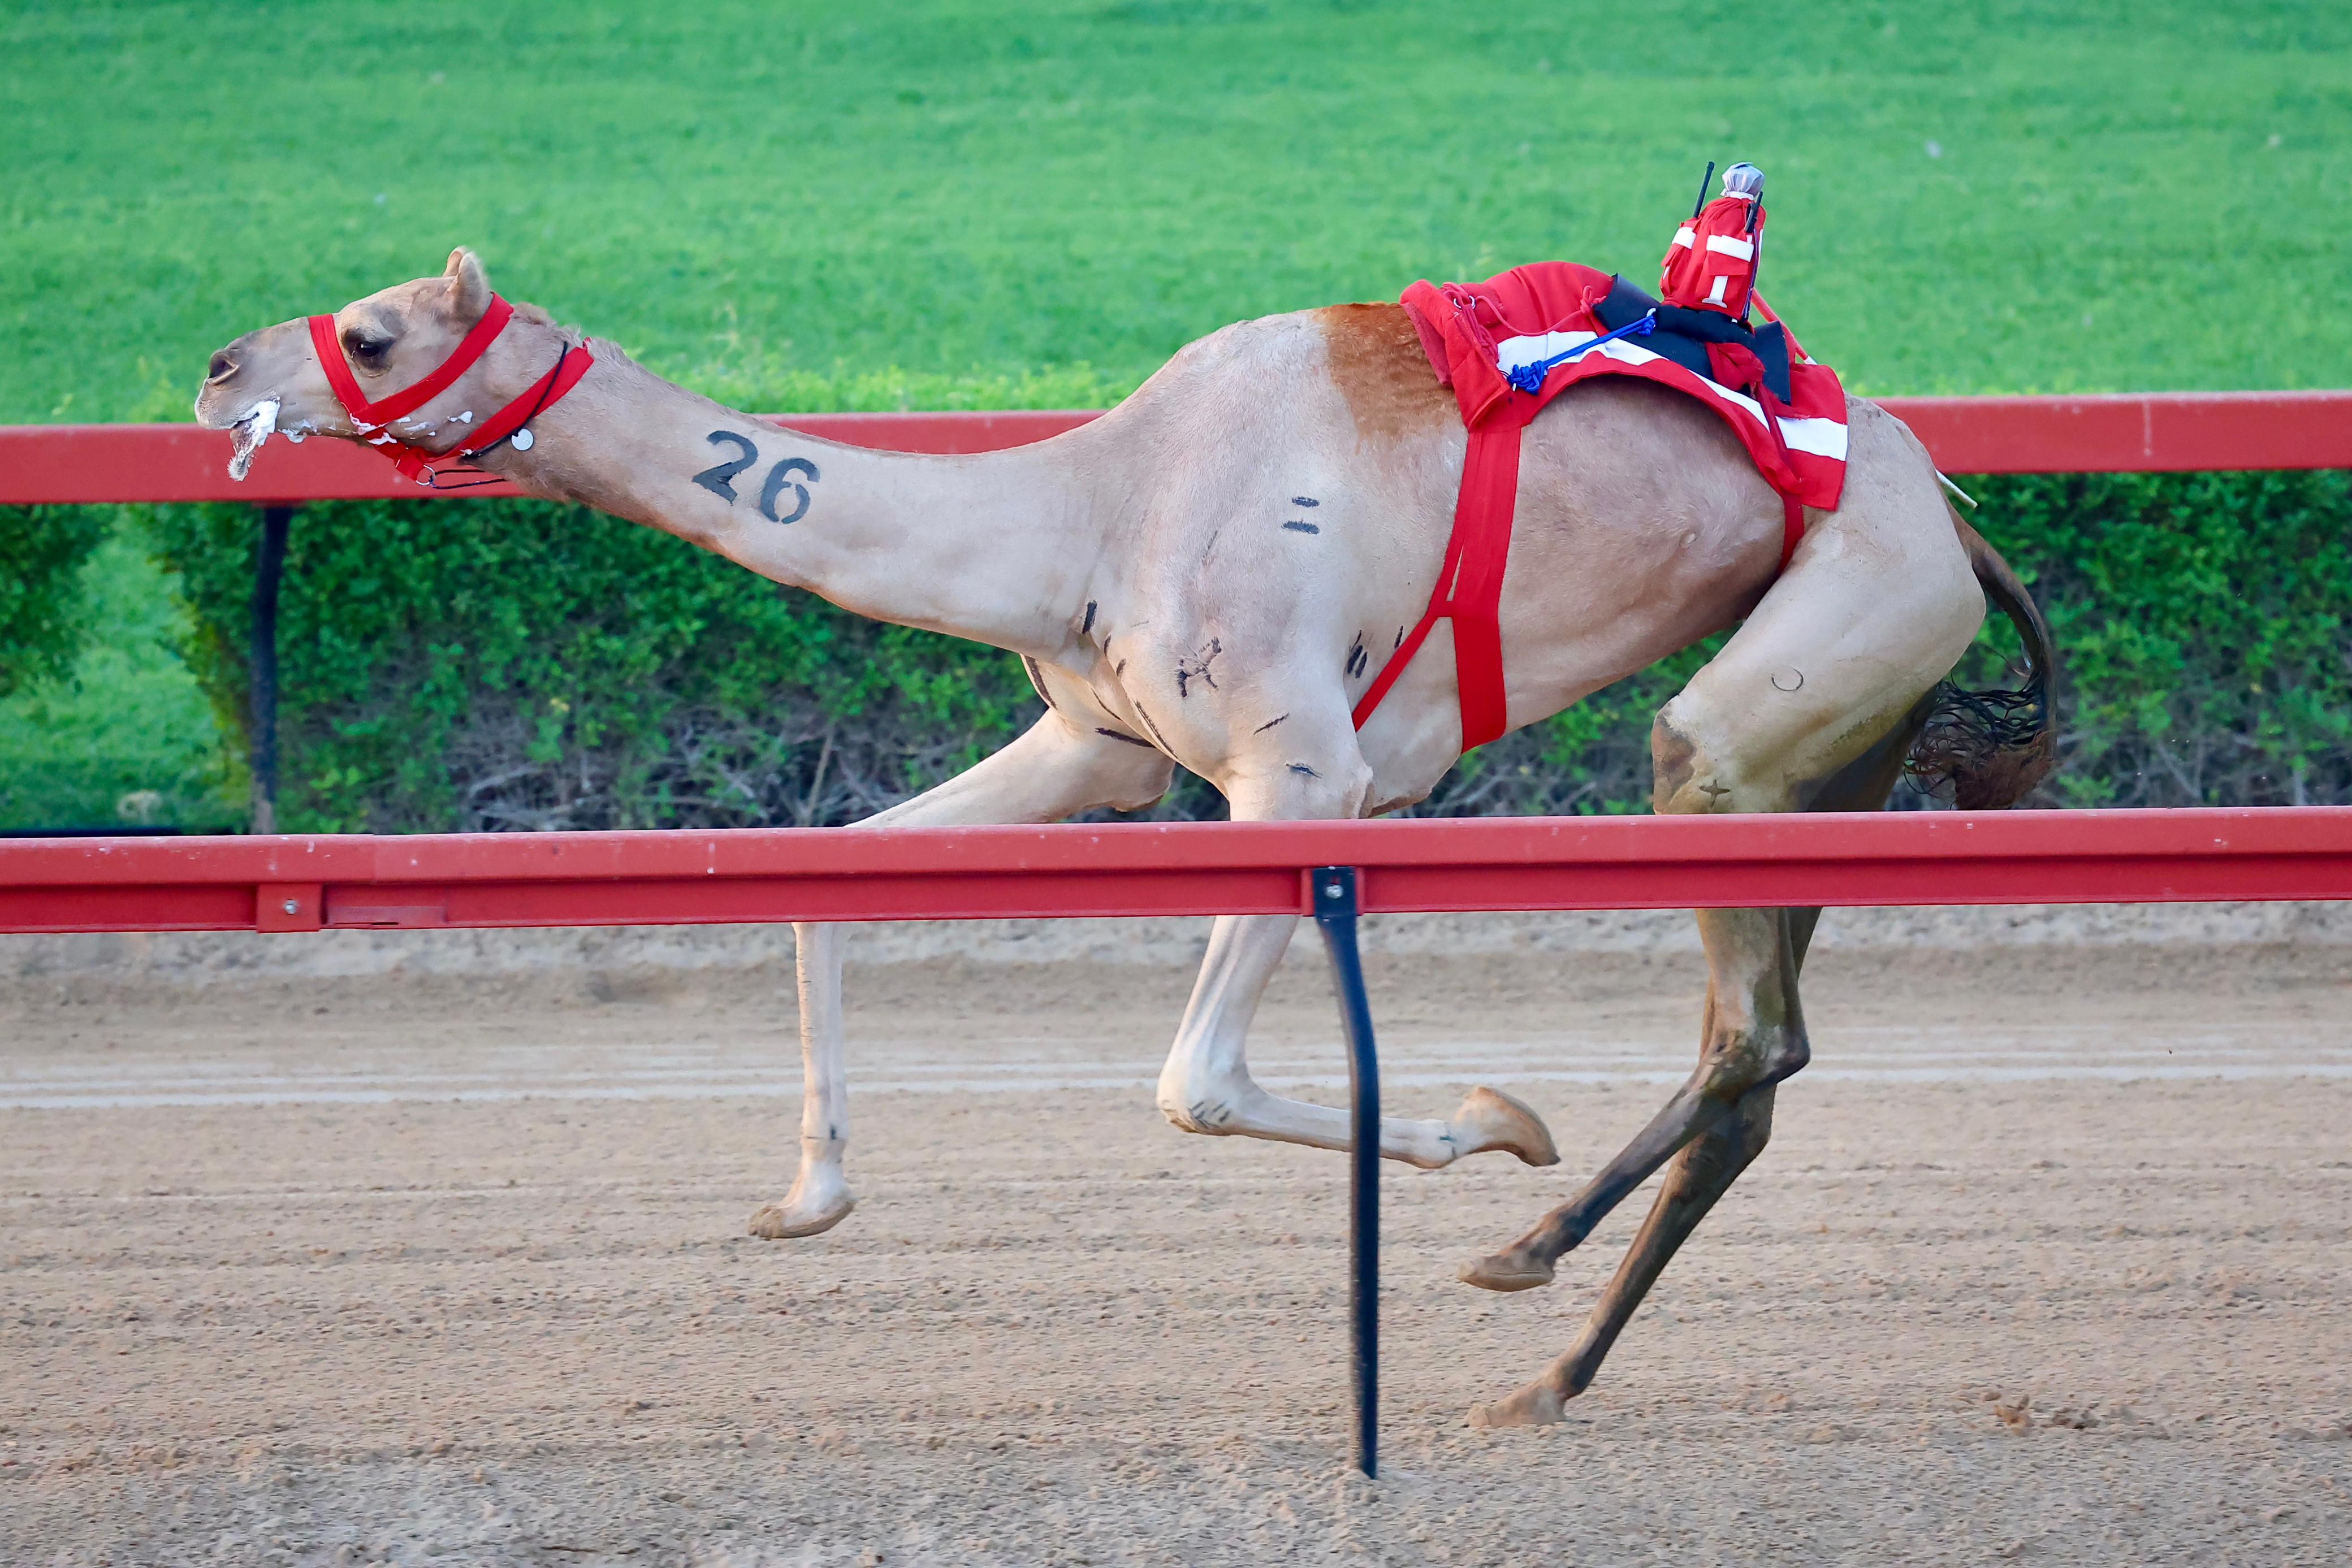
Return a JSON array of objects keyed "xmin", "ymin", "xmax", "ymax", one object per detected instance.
[{"xmin": 1692, "ymin": 161, "xmax": 1717, "ymax": 220}]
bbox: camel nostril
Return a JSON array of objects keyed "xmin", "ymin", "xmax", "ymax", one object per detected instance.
[{"xmin": 207, "ymin": 352, "xmax": 236, "ymax": 383}]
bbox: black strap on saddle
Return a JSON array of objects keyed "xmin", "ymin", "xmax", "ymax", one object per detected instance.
[{"xmin": 1597, "ymin": 275, "xmax": 1792, "ymax": 404}]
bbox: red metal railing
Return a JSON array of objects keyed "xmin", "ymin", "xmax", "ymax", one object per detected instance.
[
  {"xmin": 5, "ymin": 807, "xmax": 2350, "ymax": 936},
  {"xmin": 7, "ymin": 391, "xmax": 2352, "ymax": 505}
]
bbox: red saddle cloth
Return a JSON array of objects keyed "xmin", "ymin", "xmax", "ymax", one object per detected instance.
[{"xmin": 1352, "ymin": 261, "xmax": 1849, "ymax": 751}]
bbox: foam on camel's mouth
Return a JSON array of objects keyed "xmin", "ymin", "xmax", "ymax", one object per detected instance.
[{"xmin": 226, "ymin": 398, "xmax": 279, "ymax": 482}]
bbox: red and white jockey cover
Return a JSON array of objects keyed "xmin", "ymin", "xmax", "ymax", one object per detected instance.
[
  {"xmin": 1352, "ymin": 262, "xmax": 1849, "ymax": 754},
  {"xmin": 1661, "ymin": 192, "xmax": 1766, "ymax": 318},
  {"xmin": 1400, "ymin": 261, "xmax": 1847, "ymax": 511}
]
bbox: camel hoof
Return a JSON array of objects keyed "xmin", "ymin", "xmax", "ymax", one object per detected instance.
[
  {"xmin": 1468, "ymin": 1381, "xmax": 1568, "ymax": 1429},
  {"xmin": 748, "ymin": 1193, "xmax": 854, "ymax": 1240},
  {"xmin": 1458, "ymin": 1245, "xmax": 1555, "ymax": 1293},
  {"xmin": 1454, "ymin": 1086, "xmax": 1559, "ymax": 1167}
]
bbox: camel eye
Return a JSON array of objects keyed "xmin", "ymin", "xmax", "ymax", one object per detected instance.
[{"xmin": 343, "ymin": 329, "xmax": 393, "ymax": 363}]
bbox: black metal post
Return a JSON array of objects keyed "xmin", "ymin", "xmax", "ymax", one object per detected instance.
[
  {"xmin": 1311, "ymin": 865, "xmax": 1379, "ymax": 1479},
  {"xmin": 250, "ymin": 505, "xmax": 292, "ymax": 834}
]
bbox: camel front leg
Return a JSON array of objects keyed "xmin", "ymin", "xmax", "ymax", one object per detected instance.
[
  {"xmin": 1153, "ymin": 915, "xmax": 1555, "ymax": 1168},
  {"xmin": 1152, "ymin": 751, "xmax": 1558, "ymax": 1171},
  {"xmin": 750, "ymin": 921, "xmax": 854, "ymax": 1238},
  {"xmin": 749, "ymin": 713, "xmax": 1174, "ymax": 1239}
]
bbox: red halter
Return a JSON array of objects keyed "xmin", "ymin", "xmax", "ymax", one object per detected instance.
[{"xmin": 306, "ymin": 294, "xmax": 595, "ymax": 488}]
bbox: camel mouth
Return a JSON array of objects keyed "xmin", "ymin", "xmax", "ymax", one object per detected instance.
[{"xmin": 225, "ymin": 398, "xmax": 279, "ymax": 482}]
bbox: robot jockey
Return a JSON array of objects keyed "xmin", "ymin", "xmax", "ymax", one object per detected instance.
[{"xmin": 1661, "ymin": 161, "xmax": 1766, "ymax": 319}]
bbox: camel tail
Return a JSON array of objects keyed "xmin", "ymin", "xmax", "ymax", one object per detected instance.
[{"xmin": 1905, "ymin": 512, "xmax": 2059, "ymax": 809}]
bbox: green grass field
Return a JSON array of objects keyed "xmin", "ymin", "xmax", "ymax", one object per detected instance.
[
  {"xmin": 6, "ymin": 0, "xmax": 2349, "ymax": 425},
  {"xmin": 2, "ymin": 1, "xmax": 2347, "ymax": 828}
]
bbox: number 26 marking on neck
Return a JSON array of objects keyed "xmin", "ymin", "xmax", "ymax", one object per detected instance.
[{"xmin": 691, "ymin": 431, "xmax": 820, "ymax": 525}]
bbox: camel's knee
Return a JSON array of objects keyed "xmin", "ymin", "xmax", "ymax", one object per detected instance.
[
  {"xmin": 1693, "ymin": 1021, "xmax": 1809, "ymax": 1099},
  {"xmin": 1651, "ymin": 703, "xmax": 1704, "ymax": 813},
  {"xmin": 1653, "ymin": 657, "xmax": 1931, "ymax": 817},
  {"xmin": 1653, "ymin": 691, "xmax": 1822, "ymax": 816},
  {"xmin": 1155, "ymin": 1059, "xmax": 1256, "ymax": 1138},
  {"xmin": 1651, "ymin": 698, "xmax": 1756, "ymax": 816},
  {"xmin": 1225, "ymin": 744, "xmax": 1374, "ymax": 822}
]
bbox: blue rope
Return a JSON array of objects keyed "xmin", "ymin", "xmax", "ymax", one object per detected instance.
[{"xmin": 1504, "ymin": 310, "xmax": 1658, "ymax": 395}]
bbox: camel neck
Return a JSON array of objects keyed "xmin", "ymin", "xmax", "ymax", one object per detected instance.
[{"xmin": 484, "ymin": 348, "xmax": 1112, "ymax": 659}]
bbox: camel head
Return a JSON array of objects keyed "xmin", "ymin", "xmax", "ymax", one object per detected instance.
[{"xmin": 195, "ymin": 247, "xmax": 546, "ymax": 479}]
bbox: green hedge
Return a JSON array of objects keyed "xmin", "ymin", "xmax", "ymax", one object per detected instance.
[
  {"xmin": 0, "ymin": 506, "xmax": 105, "ymax": 701},
  {"xmin": 1952, "ymin": 471, "xmax": 2350, "ymax": 808},
  {"xmin": 137, "ymin": 499, "xmax": 1049, "ymax": 832},
  {"xmin": 1430, "ymin": 467, "xmax": 2352, "ymax": 816},
  {"xmin": 0, "ymin": 519, "xmax": 243, "ymax": 831},
  {"xmin": 64, "ymin": 469, "xmax": 2352, "ymax": 830}
]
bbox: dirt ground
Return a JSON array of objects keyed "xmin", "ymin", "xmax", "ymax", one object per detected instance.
[{"xmin": 5, "ymin": 912, "xmax": 2351, "ymax": 1566}]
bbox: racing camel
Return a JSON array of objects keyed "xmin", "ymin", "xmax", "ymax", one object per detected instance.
[{"xmin": 194, "ymin": 248, "xmax": 2055, "ymax": 1425}]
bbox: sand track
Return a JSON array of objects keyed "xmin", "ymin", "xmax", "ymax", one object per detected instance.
[{"xmin": 5, "ymin": 920, "xmax": 2351, "ymax": 1565}]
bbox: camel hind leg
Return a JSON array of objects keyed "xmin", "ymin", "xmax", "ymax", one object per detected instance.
[
  {"xmin": 1460, "ymin": 418, "xmax": 1984, "ymax": 1420},
  {"xmin": 1465, "ymin": 718, "xmax": 1936, "ymax": 1425},
  {"xmin": 1473, "ymin": 1080, "xmax": 1780, "ymax": 1428}
]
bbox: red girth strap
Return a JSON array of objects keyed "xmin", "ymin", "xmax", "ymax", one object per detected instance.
[
  {"xmin": 1351, "ymin": 417, "xmax": 1524, "ymax": 750},
  {"xmin": 1352, "ymin": 422, "xmax": 1806, "ymax": 752},
  {"xmin": 1780, "ymin": 489, "xmax": 1806, "ymax": 571},
  {"xmin": 308, "ymin": 293, "xmax": 594, "ymax": 487}
]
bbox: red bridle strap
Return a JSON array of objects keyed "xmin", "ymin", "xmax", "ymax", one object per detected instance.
[
  {"xmin": 308, "ymin": 291, "xmax": 596, "ymax": 487},
  {"xmin": 382, "ymin": 344, "xmax": 596, "ymax": 486},
  {"xmin": 308, "ymin": 294, "xmax": 516, "ymax": 428}
]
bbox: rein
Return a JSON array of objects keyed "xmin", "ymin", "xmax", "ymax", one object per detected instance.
[{"xmin": 306, "ymin": 294, "xmax": 595, "ymax": 489}]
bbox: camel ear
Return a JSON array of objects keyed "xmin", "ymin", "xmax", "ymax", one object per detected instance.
[{"xmin": 443, "ymin": 247, "xmax": 491, "ymax": 319}]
